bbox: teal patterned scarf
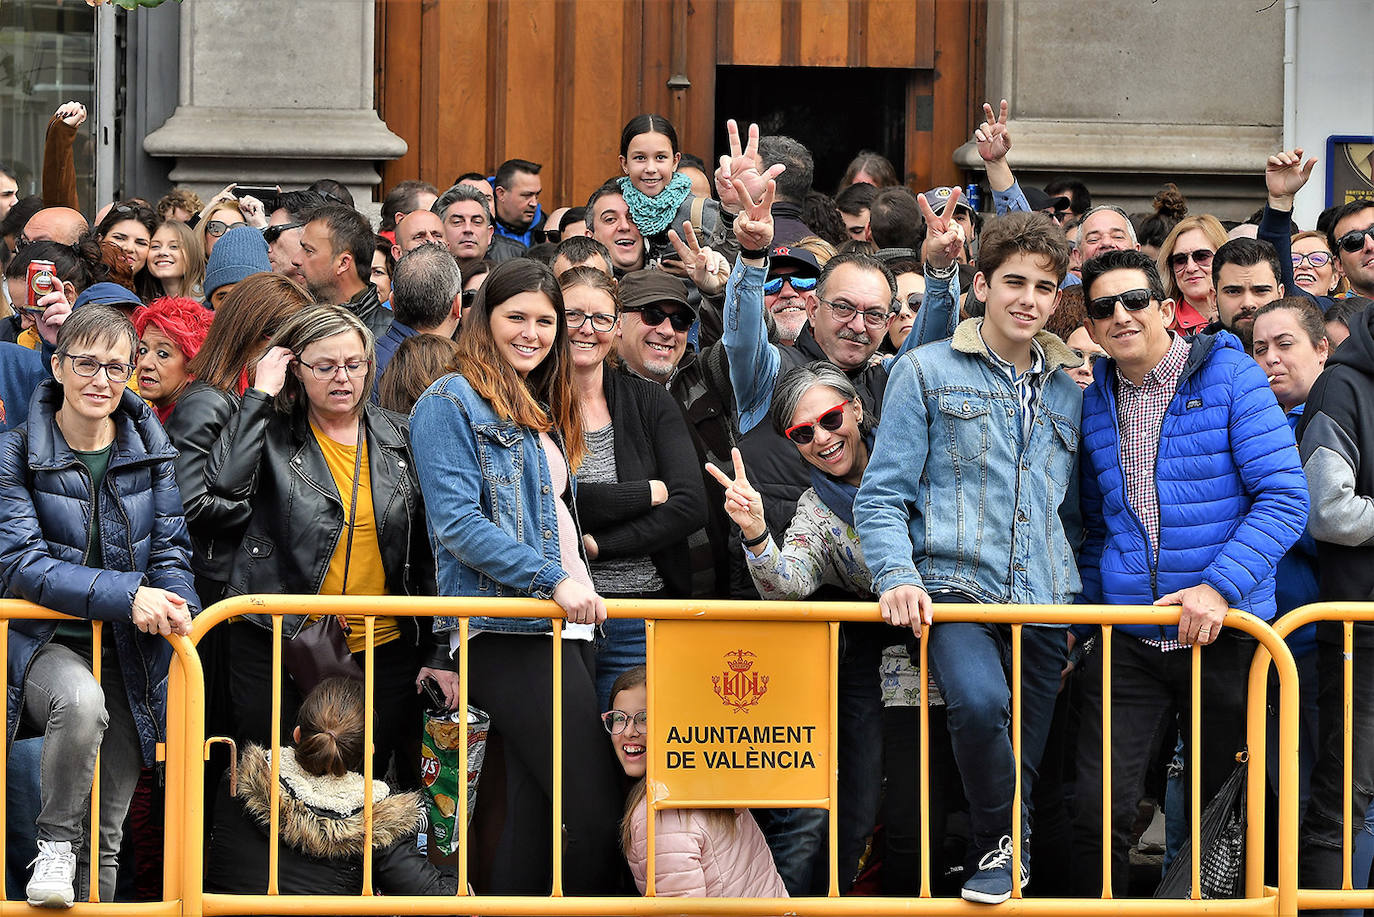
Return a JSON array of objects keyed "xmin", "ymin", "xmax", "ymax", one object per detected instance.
[{"xmin": 617, "ymin": 172, "xmax": 693, "ymax": 237}]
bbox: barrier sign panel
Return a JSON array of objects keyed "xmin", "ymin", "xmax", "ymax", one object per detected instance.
[{"xmin": 648, "ymin": 619, "xmax": 831, "ymax": 805}]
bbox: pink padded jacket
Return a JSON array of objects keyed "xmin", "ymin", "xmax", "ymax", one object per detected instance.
[{"xmin": 627, "ymin": 805, "xmax": 788, "ymax": 899}]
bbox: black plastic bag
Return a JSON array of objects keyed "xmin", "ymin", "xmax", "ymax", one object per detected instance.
[{"xmin": 1155, "ymin": 760, "xmax": 1247, "ymax": 899}]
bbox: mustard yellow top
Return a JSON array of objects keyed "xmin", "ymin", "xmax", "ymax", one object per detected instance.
[{"xmin": 310, "ymin": 421, "xmax": 399, "ymax": 653}]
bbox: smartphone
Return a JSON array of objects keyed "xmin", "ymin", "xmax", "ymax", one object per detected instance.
[
  {"xmin": 231, "ymin": 184, "xmax": 280, "ymax": 200},
  {"xmin": 421, "ymin": 676, "xmax": 448, "ymax": 713}
]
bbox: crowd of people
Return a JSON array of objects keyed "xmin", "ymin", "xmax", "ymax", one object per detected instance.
[{"xmin": 1, "ymin": 97, "xmax": 1373, "ymax": 911}]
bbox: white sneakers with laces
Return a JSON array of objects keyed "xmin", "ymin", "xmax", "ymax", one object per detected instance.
[{"xmin": 26, "ymin": 838, "xmax": 76, "ymax": 908}]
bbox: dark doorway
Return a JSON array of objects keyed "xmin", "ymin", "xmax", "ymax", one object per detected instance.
[{"xmin": 714, "ymin": 66, "xmax": 908, "ymax": 196}]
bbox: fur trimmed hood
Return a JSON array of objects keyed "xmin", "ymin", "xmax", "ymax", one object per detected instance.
[
  {"xmin": 235, "ymin": 744, "xmax": 425, "ymax": 859},
  {"xmin": 951, "ymin": 316, "xmax": 1084, "ymax": 373}
]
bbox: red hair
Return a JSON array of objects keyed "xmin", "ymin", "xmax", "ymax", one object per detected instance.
[{"xmin": 133, "ymin": 296, "xmax": 215, "ymax": 363}]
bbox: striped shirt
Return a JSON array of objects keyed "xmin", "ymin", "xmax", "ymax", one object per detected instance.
[
  {"xmin": 1115, "ymin": 332, "xmax": 1191, "ymax": 652},
  {"xmin": 979, "ymin": 327, "xmax": 1045, "ymax": 448}
]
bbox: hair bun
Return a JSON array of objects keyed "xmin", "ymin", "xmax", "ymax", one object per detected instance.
[{"xmin": 1152, "ymin": 183, "xmax": 1188, "ymax": 221}]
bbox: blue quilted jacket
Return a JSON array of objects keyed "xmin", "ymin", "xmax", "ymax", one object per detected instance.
[
  {"xmin": 1078, "ymin": 331, "xmax": 1307, "ymax": 640},
  {"xmin": 0, "ymin": 381, "xmax": 200, "ymax": 765}
]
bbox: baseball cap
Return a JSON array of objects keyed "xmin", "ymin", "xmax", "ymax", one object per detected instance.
[
  {"xmin": 1024, "ymin": 186, "xmax": 1071, "ymax": 214},
  {"xmin": 619, "ymin": 270, "xmax": 696, "ymax": 316},
  {"xmin": 768, "ymin": 244, "xmax": 822, "ymax": 277},
  {"xmin": 921, "ymin": 187, "xmax": 975, "ymax": 217}
]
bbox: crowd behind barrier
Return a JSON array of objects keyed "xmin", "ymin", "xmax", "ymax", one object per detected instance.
[{"xmin": 1, "ymin": 98, "xmax": 1374, "ymax": 917}]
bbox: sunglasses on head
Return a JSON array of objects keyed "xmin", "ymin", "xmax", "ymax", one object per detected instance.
[
  {"xmin": 1086, "ymin": 288, "xmax": 1154, "ymax": 321},
  {"xmin": 1336, "ymin": 225, "xmax": 1374, "ymax": 254},
  {"xmin": 1168, "ymin": 248, "xmax": 1213, "ymax": 270},
  {"xmin": 763, "ymin": 274, "xmax": 819, "ymax": 295},
  {"xmin": 626, "ymin": 305, "xmax": 693, "ymax": 333},
  {"xmin": 262, "ymin": 220, "xmax": 305, "ymax": 244},
  {"xmin": 783, "ymin": 400, "xmax": 849, "ymax": 445}
]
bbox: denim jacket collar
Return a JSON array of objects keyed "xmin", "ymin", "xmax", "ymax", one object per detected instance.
[{"xmin": 950, "ymin": 317, "xmax": 1082, "ymax": 375}]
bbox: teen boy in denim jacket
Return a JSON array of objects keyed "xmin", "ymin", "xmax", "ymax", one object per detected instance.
[{"xmin": 855, "ymin": 211, "xmax": 1082, "ymax": 904}]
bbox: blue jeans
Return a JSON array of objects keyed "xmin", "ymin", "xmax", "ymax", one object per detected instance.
[
  {"xmin": 1300, "ymin": 638, "xmax": 1374, "ymax": 907},
  {"xmin": 5, "ymin": 738, "xmax": 42, "ymax": 899},
  {"xmin": 755, "ymin": 621, "xmax": 889, "ymax": 894},
  {"xmin": 594, "ymin": 617, "xmax": 646, "ymax": 713},
  {"xmin": 925, "ymin": 613, "xmax": 1067, "ymax": 861}
]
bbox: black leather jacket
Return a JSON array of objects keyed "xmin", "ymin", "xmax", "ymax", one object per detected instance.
[
  {"xmin": 204, "ymin": 389, "xmax": 439, "ymax": 654},
  {"xmin": 344, "ymin": 283, "xmax": 392, "ymax": 343},
  {"xmin": 163, "ymin": 381, "xmax": 245, "ymax": 603}
]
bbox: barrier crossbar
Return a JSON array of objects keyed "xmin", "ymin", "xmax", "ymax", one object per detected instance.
[
  {"xmin": 0, "ymin": 599, "xmax": 198, "ymax": 916},
  {"xmin": 1254, "ymin": 601, "xmax": 1374, "ymax": 913},
  {"xmin": 0, "ymin": 596, "xmax": 1303, "ymax": 916}
]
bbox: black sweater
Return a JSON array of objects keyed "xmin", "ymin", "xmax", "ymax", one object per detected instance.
[{"xmin": 574, "ymin": 367, "xmax": 707, "ymax": 597}]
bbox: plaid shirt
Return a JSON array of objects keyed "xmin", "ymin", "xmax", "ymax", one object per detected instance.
[{"xmin": 1115, "ymin": 333, "xmax": 1191, "ymax": 651}]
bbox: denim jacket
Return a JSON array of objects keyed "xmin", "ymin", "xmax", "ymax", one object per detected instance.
[
  {"xmin": 854, "ymin": 319, "xmax": 1083, "ymax": 611},
  {"xmin": 410, "ymin": 371, "xmax": 579, "ymax": 635}
]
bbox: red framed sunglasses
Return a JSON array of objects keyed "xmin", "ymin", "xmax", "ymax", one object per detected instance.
[{"xmin": 784, "ymin": 400, "xmax": 850, "ymax": 445}]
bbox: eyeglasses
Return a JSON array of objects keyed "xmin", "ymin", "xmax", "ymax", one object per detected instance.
[
  {"xmin": 1336, "ymin": 226, "xmax": 1374, "ymax": 254},
  {"xmin": 1086, "ymin": 288, "xmax": 1154, "ymax": 321},
  {"xmin": 1291, "ymin": 251, "xmax": 1333, "ymax": 268},
  {"xmin": 763, "ymin": 274, "xmax": 819, "ymax": 295},
  {"xmin": 262, "ymin": 221, "xmax": 305, "ymax": 244},
  {"xmin": 1168, "ymin": 248, "xmax": 1213, "ymax": 270},
  {"xmin": 1072, "ymin": 348, "xmax": 1105, "ymax": 368},
  {"xmin": 783, "ymin": 400, "xmax": 849, "ymax": 445},
  {"xmin": 601, "ymin": 709, "xmax": 647, "ymax": 735},
  {"xmin": 566, "ymin": 310, "xmax": 617, "ymax": 332},
  {"xmin": 297, "ymin": 358, "xmax": 370, "ymax": 380},
  {"xmin": 820, "ymin": 297, "xmax": 892, "ymax": 329},
  {"xmin": 625, "ymin": 305, "xmax": 693, "ymax": 333},
  {"xmin": 61, "ymin": 353, "xmax": 134, "ymax": 384}
]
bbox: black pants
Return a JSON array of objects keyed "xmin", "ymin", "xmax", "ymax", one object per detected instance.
[
  {"xmin": 466, "ymin": 633, "xmax": 623, "ymax": 895},
  {"xmin": 1070, "ymin": 629, "xmax": 1254, "ymax": 896},
  {"xmin": 228, "ymin": 623, "xmax": 422, "ymax": 789}
]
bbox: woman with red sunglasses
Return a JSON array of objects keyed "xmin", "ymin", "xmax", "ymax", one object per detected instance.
[{"xmin": 707, "ymin": 360, "xmax": 874, "ymax": 600}]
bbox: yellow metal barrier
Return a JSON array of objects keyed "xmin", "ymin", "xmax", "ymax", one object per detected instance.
[
  {"xmin": 1257, "ymin": 601, "xmax": 1374, "ymax": 913},
  {"xmin": 0, "ymin": 599, "xmax": 198, "ymax": 917},
  {"xmin": 0, "ymin": 595, "xmax": 1307, "ymax": 916},
  {"xmin": 170, "ymin": 595, "xmax": 1301, "ymax": 917}
]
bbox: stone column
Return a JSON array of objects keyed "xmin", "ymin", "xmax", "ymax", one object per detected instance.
[
  {"xmin": 955, "ymin": 0, "xmax": 1284, "ymax": 220},
  {"xmin": 143, "ymin": 0, "xmax": 405, "ymax": 210}
]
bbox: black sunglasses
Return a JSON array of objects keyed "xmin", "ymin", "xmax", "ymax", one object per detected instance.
[
  {"xmin": 263, "ymin": 221, "xmax": 305, "ymax": 244},
  {"xmin": 1336, "ymin": 226, "xmax": 1374, "ymax": 254},
  {"xmin": 1086, "ymin": 288, "xmax": 1153, "ymax": 321},
  {"xmin": 461, "ymin": 289, "xmax": 478, "ymax": 307},
  {"xmin": 626, "ymin": 305, "xmax": 693, "ymax": 333}
]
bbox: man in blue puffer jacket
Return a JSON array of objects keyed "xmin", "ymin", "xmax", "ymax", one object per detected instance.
[{"xmin": 1067, "ymin": 249, "xmax": 1308, "ymax": 896}]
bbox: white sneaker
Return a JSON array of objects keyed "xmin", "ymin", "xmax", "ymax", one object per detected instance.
[{"xmin": 26, "ymin": 839, "xmax": 76, "ymax": 908}]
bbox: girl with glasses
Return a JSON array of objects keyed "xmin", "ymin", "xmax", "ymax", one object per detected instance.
[
  {"xmin": 202, "ymin": 303, "xmax": 443, "ymax": 790},
  {"xmin": 609, "ymin": 666, "xmax": 787, "ymax": 900},
  {"xmin": 1156, "ymin": 214, "xmax": 1228, "ymax": 335},
  {"xmin": 561, "ymin": 266, "xmax": 707, "ymax": 710},
  {"xmin": 195, "ymin": 199, "xmax": 246, "ymax": 261},
  {"xmin": 410, "ymin": 258, "xmax": 623, "ymax": 895}
]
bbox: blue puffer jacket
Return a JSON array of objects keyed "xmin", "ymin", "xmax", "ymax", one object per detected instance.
[
  {"xmin": 1078, "ymin": 331, "xmax": 1307, "ymax": 640},
  {"xmin": 0, "ymin": 381, "xmax": 200, "ymax": 765}
]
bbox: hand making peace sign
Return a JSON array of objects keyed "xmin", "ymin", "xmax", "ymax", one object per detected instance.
[
  {"xmin": 731, "ymin": 179, "xmax": 777, "ymax": 254},
  {"xmin": 704, "ymin": 448, "xmax": 768, "ymax": 546},
  {"xmin": 667, "ymin": 220, "xmax": 731, "ymax": 296},
  {"xmin": 918, "ymin": 185, "xmax": 965, "ymax": 272},
  {"xmin": 715, "ymin": 120, "xmax": 787, "ymax": 214}
]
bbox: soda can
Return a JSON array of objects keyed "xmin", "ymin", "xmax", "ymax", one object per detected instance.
[
  {"xmin": 964, "ymin": 183, "xmax": 981, "ymax": 213},
  {"xmin": 26, "ymin": 260, "xmax": 57, "ymax": 313}
]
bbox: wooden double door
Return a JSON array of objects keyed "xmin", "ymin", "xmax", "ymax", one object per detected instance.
[{"xmin": 377, "ymin": 0, "xmax": 984, "ymax": 207}]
